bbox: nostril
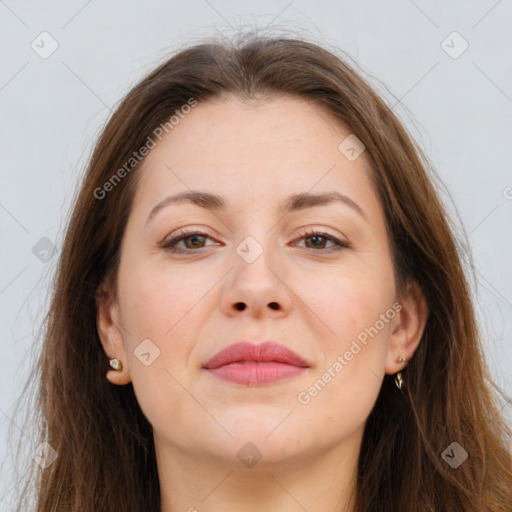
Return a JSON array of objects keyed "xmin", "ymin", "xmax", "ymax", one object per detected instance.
[{"xmin": 235, "ymin": 302, "xmax": 245, "ymax": 311}]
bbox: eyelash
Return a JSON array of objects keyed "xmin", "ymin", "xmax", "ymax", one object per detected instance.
[{"xmin": 160, "ymin": 227, "xmax": 350, "ymax": 254}]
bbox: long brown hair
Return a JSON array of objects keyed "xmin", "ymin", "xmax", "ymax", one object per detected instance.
[{"xmin": 9, "ymin": 30, "xmax": 512, "ymax": 511}]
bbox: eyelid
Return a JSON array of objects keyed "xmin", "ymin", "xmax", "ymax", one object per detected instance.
[
  {"xmin": 160, "ymin": 225, "xmax": 351, "ymax": 254},
  {"xmin": 160, "ymin": 226, "xmax": 210, "ymax": 242},
  {"xmin": 159, "ymin": 227, "xmax": 218, "ymax": 252}
]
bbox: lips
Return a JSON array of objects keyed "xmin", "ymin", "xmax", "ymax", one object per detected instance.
[
  {"xmin": 202, "ymin": 341, "xmax": 310, "ymax": 386},
  {"xmin": 202, "ymin": 341, "xmax": 310, "ymax": 369}
]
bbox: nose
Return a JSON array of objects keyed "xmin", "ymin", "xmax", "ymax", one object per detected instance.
[{"xmin": 219, "ymin": 241, "xmax": 293, "ymax": 319}]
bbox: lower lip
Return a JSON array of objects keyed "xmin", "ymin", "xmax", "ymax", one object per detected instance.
[{"xmin": 205, "ymin": 362, "xmax": 307, "ymax": 385}]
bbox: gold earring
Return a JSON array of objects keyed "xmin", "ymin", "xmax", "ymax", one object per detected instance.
[
  {"xmin": 395, "ymin": 355, "xmax": 408, "ymax": 389},
  {"xmin": 109, "ymin": 358, "xmax": 123, "ymax": 372}
]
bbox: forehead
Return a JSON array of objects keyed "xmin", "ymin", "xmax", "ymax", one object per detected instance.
[
  {"xmin": 144, "ymin": 95, "xmax": 355, "ymax": 161},
  {"xmin": 133, "ymin": 95, "xmax": 376, "ymax": 214}
]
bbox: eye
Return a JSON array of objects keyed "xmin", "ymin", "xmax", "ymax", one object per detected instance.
[
  {"xmin": 160, "ymin": 229, "xmax": 217, "ymax": 254},
  {"xmin": 292, "ymin": 227, "xmax": 350, "ymax": 252},
  {"xmin": 160, "ymin": 227, "xmax": 350, "ymax": 255}
]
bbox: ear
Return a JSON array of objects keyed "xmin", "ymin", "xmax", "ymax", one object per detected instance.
[
  {"xmin": 96, "ymin": 281, "xmax": 131, "ymax": 385},
  {"xmin": 385, "ymin": 280, "xmax": 429, "ymax": 375}
]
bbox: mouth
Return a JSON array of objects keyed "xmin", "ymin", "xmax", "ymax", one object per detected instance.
[{"xmin": 202, "ymin": 341, "xmax": 310, "ymax": 386}]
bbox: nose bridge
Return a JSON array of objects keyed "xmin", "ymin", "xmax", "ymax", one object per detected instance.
[
  {"xmin": 242, "ymin": 185, "xmax": 297, "ymax": 265},
  {"xmin": 220, "ymin": 222, "xmax": 292, "ymax": 317},
  {"xmin": 234, "ymin": 229, "xmax": 278, "ymax": 283},
  {"xmin": 233, "ymin": 203, "xmax": 277, "ymax": 265}
]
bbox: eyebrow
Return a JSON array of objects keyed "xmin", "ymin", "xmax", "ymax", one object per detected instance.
[{"xmin": 146, "ymin": 190, "xmax": 366, "ymax": 224}]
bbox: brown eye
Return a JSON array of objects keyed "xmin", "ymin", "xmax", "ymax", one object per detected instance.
[
  {"xmin": 304, "ymin": 234, "xmax": 329, "ymax": 249},
  {"xmin": 160, "ymin": 228, "xmax": 350, "ymax": 255},
  {"xmin": 161, "ymin": 231, "xmax": 216, "ymax": 254},
  {"xmin": 294, "ymin": 228, "xmax": 350, "ymax": 252},
  {"xmin": 181, "ymin": 234, "xmax": 207, "ymax": 249}
]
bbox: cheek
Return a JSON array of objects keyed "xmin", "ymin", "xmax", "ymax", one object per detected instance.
[
  {"xmin": 117, "ymin": 264, "xmax": 206, "ymax": 429},
  {"xmin": 298, "ymin": 265, "xmax": 395, "ymax": 340},
  {"xmin": 295, "ymin": 258, "xmax": 396, "ymax": 406},
  {"xmin": 294, "ymin": 272, "xmax": 394, "ymax": 432},
  {"xmin": 119, "ymin": 261, "xmax": 210, "ymax": 339},
  {"xmin": 117, "ymin": 259, "xmax": 221, "ymax": 397}
]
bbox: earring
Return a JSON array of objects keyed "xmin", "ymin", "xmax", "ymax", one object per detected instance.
[
  {"xmin": 109, "ymin": 358, "xmax": 123, "ymax": 372},
  {"xmin": 395, "ymin": 355, "xmax": 408, "ymax": 390}
]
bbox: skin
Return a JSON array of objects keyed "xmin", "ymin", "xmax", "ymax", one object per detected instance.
[{"xmin": 96, "ymin": 95, "xmax": 428, "ymax": 512}]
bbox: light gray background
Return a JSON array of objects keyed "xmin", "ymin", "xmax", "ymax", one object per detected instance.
[{"xmin": 1, "ymin": 0, "xmax": 511, "ymax": 507}]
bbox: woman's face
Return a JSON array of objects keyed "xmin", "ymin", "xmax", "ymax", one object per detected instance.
[{"xmin": 98, "ymin": 95, "xmax": 423, "ymax": 472}]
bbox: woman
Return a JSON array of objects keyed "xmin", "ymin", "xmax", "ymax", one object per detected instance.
[{"xmin": 11, "ymin": 31, "xmax": 512, "ymax": 511}]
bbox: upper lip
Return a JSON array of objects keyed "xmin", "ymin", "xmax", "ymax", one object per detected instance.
[{"xmin": 202, "ymin": 341, "xmax": 310, "ymax": 369}]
